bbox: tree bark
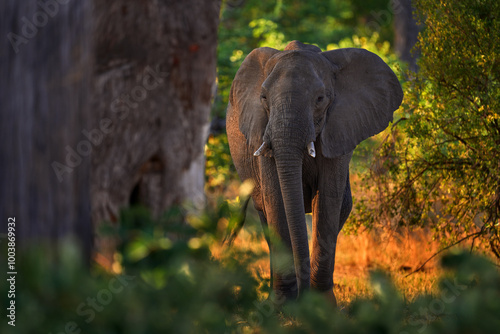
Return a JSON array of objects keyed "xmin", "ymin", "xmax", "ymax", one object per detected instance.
[
  {"xmin": 90, "ymin": 0, "xmax": 221, "ymax": 225},
  {"xmin": 0, "ymin": 0, "xmax": 221, "ymax": 260},
  {"xmin": 0, "ymin": 1, "xmax": 93, "ymax": 257},
  {"xmin": 393, "ymin": 0, "xmax": 420, "ymax": 71}
]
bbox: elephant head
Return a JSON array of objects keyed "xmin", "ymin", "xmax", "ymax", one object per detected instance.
[{"xmin": 229, "ymin": 41, "xmax": 403, "ymax": 295}]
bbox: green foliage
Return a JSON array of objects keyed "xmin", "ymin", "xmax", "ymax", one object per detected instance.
[
  {"xmin": 407, "ymin": 251, "xmax": 500, "ymax": 334},
  {"xmin": 214, "ymin": 0, "xmax": 397, "ymax": 118},
  {"xmin": 2, "ymin": 212, "xmax": 499, "ymax": 333},
  {"xmin": 326, "ymin": 33, "xmax": 402, "ymax": 75},
  {"xmin": 205, "ymin": 134, "xmax": 238, "ymax": 194},
  {"xmin": 353, "ymin": 0, "xmax": 500, "ymax": 255},
  {"xmin": 0, "ymin": 206, "xmax": 263, "ymax": 334}
]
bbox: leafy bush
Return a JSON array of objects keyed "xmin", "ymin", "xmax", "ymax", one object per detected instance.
[
  {"xmin": 205, "ymin": 134, "xmax": 238, "ymax": 195},
  {"xmin": 352, "ymin": 0, "xmax": 500, "ymax": 256},
  {"xmin": 2, "ymin": 205, "xmax": 499, "ymax": 333},
  {"xmin": 1, "ymin": 206, "xmax": 262, "ymax": 334}
]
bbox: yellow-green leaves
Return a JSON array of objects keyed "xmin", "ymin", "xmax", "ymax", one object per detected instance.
[{"xmin": 354, "ymin": 0, "xmax": 500, "ymax": 255}]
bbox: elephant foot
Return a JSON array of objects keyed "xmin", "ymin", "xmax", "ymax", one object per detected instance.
[{"xmin": 322, "ymin": 289, "xmax": 337, "ymax": 308}]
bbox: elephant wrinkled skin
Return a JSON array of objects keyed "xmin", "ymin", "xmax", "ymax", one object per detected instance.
[{"xmin": 226, "ymin": 41, "xmax": 403, "ymax": 303}]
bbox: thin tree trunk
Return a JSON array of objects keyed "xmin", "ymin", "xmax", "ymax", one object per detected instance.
[
  {"xmin": 393, "ymin": 0, "xmax": 420, "ymax": 71},
  {"xmin": 0, "ymin": 1, "xmax": 93, "ymax": 257}
]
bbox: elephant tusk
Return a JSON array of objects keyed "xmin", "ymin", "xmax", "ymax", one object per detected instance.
[
  {"xmin": 307, "ymin": 142, "xmax": 316, "ymax": 158},
  {"xmin": 254, "ymin": 142, "xmax": 267, "ymax": 156}
]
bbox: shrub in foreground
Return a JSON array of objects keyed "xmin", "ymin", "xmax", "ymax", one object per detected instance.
[{"xmin": 1, "ymin": 207, "xmax": 499, "ymax": 333}]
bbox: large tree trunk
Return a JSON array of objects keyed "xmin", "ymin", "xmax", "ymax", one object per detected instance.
[
  {"xmin": 90, "ymin": 1, "xmax": 221, "ymax": 227},
  {"xmin": 1, "ymin": 0, "xmax": 221, "ymax": 260},
  {"xmin": 0, "ymin": 1, "xmax": 93, "ymax": 257}
]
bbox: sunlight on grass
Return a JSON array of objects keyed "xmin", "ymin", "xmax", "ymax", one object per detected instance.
[{"xmin": 216, "ymin": 221, "xmax": 444, "ymax": 306}]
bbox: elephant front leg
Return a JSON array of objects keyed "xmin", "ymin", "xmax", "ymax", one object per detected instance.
[
  {"xmin": 310, "ymin": 192, "xmax": 341, "ymax": 296},
  {"xmin": 310, "ymin": 153, "xmax": 352, "ymax": 304}
]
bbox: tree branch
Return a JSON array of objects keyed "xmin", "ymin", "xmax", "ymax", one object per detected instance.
[{"xmin": 404, "ymin": 230, "xmax": 483, "ymax": 278}]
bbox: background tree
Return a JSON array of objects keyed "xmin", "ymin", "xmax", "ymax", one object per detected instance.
[
  {"xmin": 356, "ymin": 0, "xmax": 500, "ymax": 257},
  {"xmin": 0, "ymin": 1, "xmax": 93, "ymax": 257},
  {"xmin": 0, "ymin": 0, "xmax": 222, "ymax": 259},
  {"xmin": 392, "ymin": 0, "xmax": 420, "ymax": 71},
  {"xmin": 91, "ymin": 0, "xmax": 221, "ymax": 230}
]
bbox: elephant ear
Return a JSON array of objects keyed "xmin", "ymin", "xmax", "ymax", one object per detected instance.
[
  {"xmin": 320, "ymin": 48, "xmax": 403, "ymax": 158},
  {"xmin": 229, "ymin": 47, "xmax": 279, "ymax": 152}
]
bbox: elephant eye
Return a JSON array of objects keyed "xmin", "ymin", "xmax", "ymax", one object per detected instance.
[
  {"xmin": 260, "ymin": 94, "xmax": 267, "ymax": 100},
  {"xmin": 317, "ymin": 96, "xmax": 324, "ymax": 103}
]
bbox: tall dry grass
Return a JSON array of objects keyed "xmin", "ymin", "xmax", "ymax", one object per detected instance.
[
  {"xmin": 220, "ymin": 224, "xmax": 443, "ymax": 307},
  {"xmin": 335, "ymin": 227, "xmax": 441, "ymax": 306},
  {"xmin": 211, "ymin": 179, "xmax": 496, "ymax": 308}
]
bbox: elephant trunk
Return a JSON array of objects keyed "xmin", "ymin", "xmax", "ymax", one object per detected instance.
[{"xmin": 272, "ymin": 119, "xmax": 312, "ymax": 296}]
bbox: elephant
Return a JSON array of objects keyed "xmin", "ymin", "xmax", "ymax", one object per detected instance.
[{"xmin": 226, "ymin": 40, "xmax": 403, "ymax": 303}]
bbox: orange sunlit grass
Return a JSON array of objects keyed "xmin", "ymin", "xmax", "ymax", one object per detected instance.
[{"xmin": 213, "ymin": 219, "xmax": 443, "ymax": 307}]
